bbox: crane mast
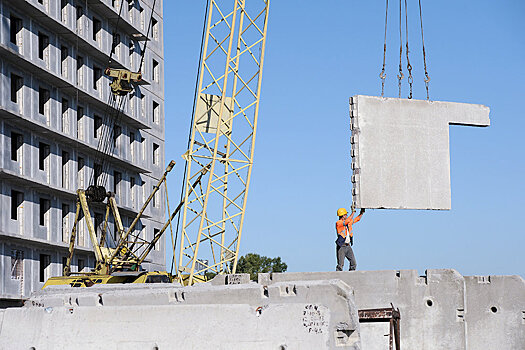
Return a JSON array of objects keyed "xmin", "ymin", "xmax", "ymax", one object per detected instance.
[{"xmin": 177, "ymin": 0, "xmax": 270, "ymax": 285}]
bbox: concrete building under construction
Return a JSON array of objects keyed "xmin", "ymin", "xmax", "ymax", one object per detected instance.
[{"xmin": 0, "ymin": 0, "xmax": 165, "ymax": 304}]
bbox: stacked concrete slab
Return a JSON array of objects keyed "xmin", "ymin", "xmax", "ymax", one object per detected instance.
[
  {"xmin": 0, "ymin": 278, "xmax": 362, "ymax": 349},
  {"xmin": 259, "ymin": 269, "xmax": 525, "ymax": 349}
]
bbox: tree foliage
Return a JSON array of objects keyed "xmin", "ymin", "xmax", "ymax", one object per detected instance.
[{"xmin": 234, "ymin": 253, "xmax": 288, "ymax": 281}]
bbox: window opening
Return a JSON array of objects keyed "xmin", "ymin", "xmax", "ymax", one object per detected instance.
[
  {"xmin": 39, "ymin": 198, "xmax": 50, "ymax": 226},
  {"xmin": 38, "ymin": 142, "xmax": 50, "ymax": 171},
  {"xmin": 11, "ymin": 132, "xmax": 23, "ymax": 161}
]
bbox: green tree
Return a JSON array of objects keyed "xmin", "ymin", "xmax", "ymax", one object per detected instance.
[{"xmin": 233, "ymin": 253, "xmax": 287, "ymax": 281}]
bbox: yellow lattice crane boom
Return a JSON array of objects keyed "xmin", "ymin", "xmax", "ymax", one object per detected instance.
[{"xmin": 177, "ymin": 0, "xmax": 270, "ymax": 285}]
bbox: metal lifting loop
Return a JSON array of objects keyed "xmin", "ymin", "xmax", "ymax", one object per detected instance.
[
  {"xmin": 380, "ymin": 0, "xmax": 389, "ymax": 97},
  {"xmin": 404, "ymin": 0, "xmax": 413, "ymax": 99},
  {"xmin": 397, "ymin": 0, "xmax": 404, "ymax": 98}
]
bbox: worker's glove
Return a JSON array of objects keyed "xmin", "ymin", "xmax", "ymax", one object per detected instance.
[{"xmin": 350, "ymin": 236, "xmax": 354, "ymax": 246}]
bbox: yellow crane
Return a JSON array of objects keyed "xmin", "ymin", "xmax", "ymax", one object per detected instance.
[{"xmin": 176, "ymin": 0, "xmax": 270, "ymax": 285}]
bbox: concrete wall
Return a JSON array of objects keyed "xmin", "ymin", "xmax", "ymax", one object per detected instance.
[
  {"xmin": 259, "ymin": 269, "xmax": 525, "ymax": 350},
  {"xmin": 0, "ymin": 0, "xmax": 166, "ymax": 300},
  {"xmin": 0, "ymin": 279, "xmax": 362, "ymax": 349},
  {"xmin": 349, "ymin": 95, "xmax": 489, "ymax": 210}
]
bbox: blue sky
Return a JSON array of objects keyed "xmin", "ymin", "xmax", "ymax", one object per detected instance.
[{"xmin": 163, "ymin": 1, "xmax": 525, "ymax": 278}]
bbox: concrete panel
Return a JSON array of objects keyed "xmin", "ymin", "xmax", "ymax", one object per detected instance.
[
  {"xmin": 350, "ymin": 95, "xmax": 490, "ymax": 210},
  {"xmin": 464, "ymin": 275, "xmax": 525, "ymax": 350},
  {"xmin": 261, "ymin": 269, "xmax": 467, "ymax": 349},
  {"xmin": 259, "ymin": 269, "xmax": 525, "ymax": 350},
  {"xmin": 0, "ymin": 280, "xmax": 361, "ymax": 349}
]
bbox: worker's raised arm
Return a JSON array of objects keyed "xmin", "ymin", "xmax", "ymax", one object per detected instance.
[
  {"xmin": 344, "ymin": 210, "xmax": 355, "ymax": 225},
  {"xmin": 353, "ymin": 208, "xmax": 366, "ymax": 224}
]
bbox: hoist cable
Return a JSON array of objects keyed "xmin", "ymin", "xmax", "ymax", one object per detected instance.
[
  {"xmin": 397, "ymin": 0, "xmax": 404, "ymax": 98},
  {"xmin": 404, "ymin": 0, "xmax": 413, "ymax": 99},
  {"xmin": 418, "ymin": 0, "xmax": 431, "ymax": 100},
  {"xmin": 108, "ymin": 0, "xmax": 125, "ymax": 66},
  {"xmin": 379, "ymin": 0, "xmax": 389, "ymax": 97},
  {"xmin": 138, "ymin": 0, "xmax": 157, "ymax": 73},
  {"xmin": 170, "ymin": 0, "xmax": 210, "ymax": 276}
]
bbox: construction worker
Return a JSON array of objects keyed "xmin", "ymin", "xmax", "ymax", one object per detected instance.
[{"xmin": 335, "ymin": 207, "xmax": 365, "ymax": 271}]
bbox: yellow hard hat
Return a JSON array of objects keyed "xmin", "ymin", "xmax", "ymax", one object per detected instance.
[{"xmin": 337, "ymin": 208, "xmax": 348, "ymax": 216}]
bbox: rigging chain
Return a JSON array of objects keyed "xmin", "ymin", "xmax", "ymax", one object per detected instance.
[
  {"xmin": 397, "ymin": 0, "xmax": 403, "ymax": 98},
  {"xmin": 404, "ymin": 0, "xmax": 413, "ymax": 99},
  {"xmin": 379, "ymin": 0, "xmax": 389, "ymax": 97},
  {"xmin": 419, "ymin": 0, "xmax": 431, "ymax": 100}
]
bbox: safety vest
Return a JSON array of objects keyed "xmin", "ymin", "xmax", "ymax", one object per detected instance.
[{"xmin": 336, "ymin": 219, "xmax": 353, "ymax": 238}]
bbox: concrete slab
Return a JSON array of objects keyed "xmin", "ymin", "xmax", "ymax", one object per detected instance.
[
  {"xmin": 349, "ymin": 95, "xmax": 490, "ymax": 210},
  {"xmin": 259, "ymin": 269, "xmax": 525, "ymax": 350},
  {"xmin": 0, "ymin": 280, "xmax": 361, "ymax": 349}
]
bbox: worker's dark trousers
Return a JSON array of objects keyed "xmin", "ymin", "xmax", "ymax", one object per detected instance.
[{"xmin": 336, "ymin": 244, "xmax": 356, "ymax": 271}]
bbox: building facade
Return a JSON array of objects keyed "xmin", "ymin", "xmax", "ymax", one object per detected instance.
[{"xmin": 0, "ymin": 0, "xmax": 165, "ymax": 303}]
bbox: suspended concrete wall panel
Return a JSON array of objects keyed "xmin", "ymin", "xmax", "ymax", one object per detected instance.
[{"xmin": 349, "ymin": 95, "xmax": 490, "ymax": 210}]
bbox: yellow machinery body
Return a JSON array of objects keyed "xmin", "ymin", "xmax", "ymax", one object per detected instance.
[
  {"xmin": 105, "ymin": 68, "xmax": 142, "ymax": 96},
  {"xmin": 43, "ymin": 271, "xmax": 171, "ymax": 289}
]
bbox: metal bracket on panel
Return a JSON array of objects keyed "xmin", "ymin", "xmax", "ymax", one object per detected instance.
[{"xmin": 349, "ymin": 96, "xmax": 361, "ymax": 209}]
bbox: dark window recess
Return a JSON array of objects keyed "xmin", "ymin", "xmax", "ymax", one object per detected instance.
[
  {"xmin": 93, "ymin": 66, "xmax": 102, "ymax": 90},
  {"xmin": 38, "ymin": 87, "xmax": 49, "ymax": 115},
  {"xmin": 38, "ymin": 32, "xmax": 49, "ymax": 60},
  {"xmin": 78, "ymin": 258, "xmax": 85, "ymax": 272},
  {"xmin": 62, "ymin": 256, "xmax": 68, "ymax": 269},
  {"xmin": 92, "ymin": 17, "xmax": 101, "ymax": 41},
  {"xmin": 113, "ymin": 125, "xmax": 121, "ymax": 148},
  {"xmin": 10, "ymin": 73, "xmax": 22, "ymax": 103},
  {"xmin": 11, "ymin": 132, "xmax": 22, "ymax": 161},
  {"xmin": 62, "ymin": 98, "xmax": 69, "ymax": 115},
  {"xmin": 130, "ymin": 176, "xmax": 135, "ymax": 189},
  {"xmin": 129, "ymin": 132, "xmax": 135, "ymax": 144},
  {"xmin": 62, "ymin": 151, "xmax": 69, "ymax": 185},
  {"xmin": 151, "ymin": 18, "xmax": 158, "ymax": 38},
  {"xmin": 94, "ymin": 163, "xmax": 102, "ymax": 186},
  {"xmin": 111, "ymin": 33, "xmax": 120, "ymax": 54},
  {"xmin": 77, "ymin": 56, "xmax": 84, "ymax": 72},
  {"xmin": 38, "ymin": 142, "xmax": 50, "ymax": 171},
  {"xmin": 10, "ymin": 15, "xmax": 22, "ymax": 44},
  {"xmin": 38, "ymin": 0, "xmax": 43, "ymax": 4},
  {"xmin": 11, "ymin": 190, "xmax": 23, "ymax": 220},
  {"xmin": 77, "ymin": 106, "xmax": 84, "ymax": 138},
  {"xmin": 62, "ymin": 204, "xmax": 69, "ymax": 220},
  {"xmin": 76, "ymin": 6, "xmax": 83, "ymax": 21},
  {"xmin": 113, "ymin": 171, "xmax": 121, "ymax": 194},
  {"xmin": 152, "ymin": 101, "xmax": 159, "ymax": 122},
  {"xmin": 39, "ymin": 198, "xmax": 50, "ymax": 226},
  {"xmin": 152, "ymin": 59, "xmax": 158, "ymax": 81},
  {"xmin": 39, "ymin": 254, "xmax": 50, "ymax": 282},
  {"xmin": 78, "ymin": 157, "xmax": 85, "ymax": 171},
  {"xmin": 61, "ymin": 46, "xmax": 68, "ymax": 70},
  {"xmin": 94, "ymin": 213, "xmax": 103, "ymax": 236},
  {"xmin": 153, "ymin": 143, "xmax": 159, "ymax": 165},
  {"xmin": 94, "ymin": 115, "xmax": 102, "ymax": 138},
  {"xmin": 153, "ymin": 228, "xmax": 160, "ymax": 249}
]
